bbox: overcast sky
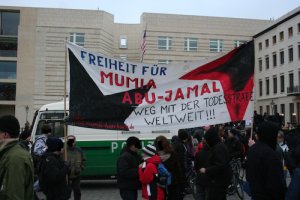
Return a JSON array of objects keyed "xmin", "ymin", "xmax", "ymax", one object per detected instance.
[{"xmin": 1, "ymin": 0, "xmax": 299, "ymax": 23}]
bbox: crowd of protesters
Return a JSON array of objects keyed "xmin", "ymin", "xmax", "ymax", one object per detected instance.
[
  {"xmin": 1, "ymin": 113, "xmax": 300, "ymax": 200},
  {"xmin": 0, "ymin": 115, "xmax": 85, "ymax": 200}
]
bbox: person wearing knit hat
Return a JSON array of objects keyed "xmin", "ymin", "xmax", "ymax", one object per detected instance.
[
  {"xmin": 39, "ymin": 136, "xmax": 71, "ymax": 200},
  {"xmin": 0, "ymin": 115, "xmax": 34, "ymax": 199},
  {"xmin": 139, "ymin": 144, "xmax": 165, "ymax": 200},
  {"xmin": 117, "ymin": 136, "xmax": 142, "ymax": 200}
]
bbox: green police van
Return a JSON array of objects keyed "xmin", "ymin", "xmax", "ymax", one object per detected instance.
[{"xmin": 30, "ymin": 100, "xmax": 177, "ymax": 179}]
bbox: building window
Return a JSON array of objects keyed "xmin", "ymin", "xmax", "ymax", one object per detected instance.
[
  {"xmin": 0, "ymin": 61, "xmax": 16, "ymax": 79},
  {"xmin": 273, "ymin": 76, "xmax": 277, "ymax": 94},
  {"xmin": 298, "ymin": 43, "xmax": 300, "ymax": 59},
  {"xmin": 272, "ymin": 35, "xmax": 276, "ymax": 45},
  {"xmin": 290, "ymin": 103, "xmax": 295, "ymax": 123},
  {"xmin": 279, "ymin": 31, "xmax": 284, "ymax": 41},
  {"xmin": 158, "ymin": 37, "xmax": 172, "ymax": 50},
  {"xmin": 259, "ymin": 80, "xmax": 263, "ymax": 96},
  {"xmin": 280, "ymin": 75, "xmax": 285, "ymax": 93},
  {"xmin": 280, "ymin": 50, "xmax": 284, "ymax": 65},
  {"xmin": 184, "ymin": 38, "xmax": 198, "ymax": 51},
  {"xmin": 274, "ymin": 104, "xmax": 278, "ymax": 115},
  {"xmin": 289, "ymin": 73, "xmax": 294, "ymax": 88},
  {"xmin": 0, "ymin": 37, "xmax": 17, "ymax": 57},
  {"xmin": 119, "ymin": 36, "xmax": 127, "ymax": 49},
  {"xmin": 288, "ymin": 27, "xmax": 293, "ymax": 38},
  {"xmin": 273, "ymin": 52, "xmax": 277, "ymax": 67},
  {"xmin": 0, "ymin": 83, "xmax": 16, "ymax": 100},
  {"xmin": 281, "ymin": 104, "xmax": 285, "ymax": 116},
  {"xmin": 258, "ymin": 58, "xmax": 262, "ymax": 72},
  {"xmin": 266, "ymin": 105, "xmax": 270, "ymax": 115},
  {"xmin": 265, "ymin": 56, "xmax": 269, "ymax": 70},
  {"xmin": 0, "ymin": 12, "xmax": 20, "ymax": 36},
  {"xmin": 288, "ymin": 46, "xmax": 293, "ymax": 62},
  {"xmin": 259, "ymin": 106, "xmax": 263, "ymax": 115},
  {"xmin": 266, "ymin": 78, "xmax": 270, "ymax": 95},
  {"xmin": 69, "ymin": 32, "xmax": 85, "ymax": 46},
  {"xmin": 234, "ymin": 40, "xmax": 246, "ymax": 48},
  {"xmin": 258, "ymin": 42, "xmax": 262, "ymax": 51},
  {"xmin": 210, "ymin": 39, "xmax": 223, "ymax": 52},
  {"xmin": 119, "ymin": 55, "xmax": 127, "ymax": 60},
  {"xmin": 158, "ymin": 60, "xmax": 172, "ymax": 64},
  {"xmin": 265, "ymin": 39, "xmax": 269, "ymax": 48},
  {"xmin": 298, "ymin": 23, "xmax": 300, "ymax": 33}
]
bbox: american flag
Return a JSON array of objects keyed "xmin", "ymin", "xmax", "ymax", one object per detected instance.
[{"xmin": 140, "ymin": 26, "xmax": 147, "ymax": 62}]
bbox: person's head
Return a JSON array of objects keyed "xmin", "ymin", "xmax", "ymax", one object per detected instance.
[
  {"xmin": 229, "ymin": 129, "xmax": 239, "ymax": 139},
  {"xmin": 178, "ymin": 129, "xmax": 189, "ymax": 143},
  {"xmin": 67, "ymin": 135, "xmax": 76, "ymax": 147},
  {"xmin": 277, "ymin": 131, "xmax": 284, "ymax": 144},
  {"xmin": 257, "ymin": 121, "xmax": 280, "ymax": 150},
  {"xmin": 154, "ymin": 135, "xmax": 173, "ymax": 153},
  {"xmin": 46, "ymin": 137, "xmax": 64, "ymax": 154},
  {"xmin": 0, "ymin": 115, "xmax": 20, "ymax": 140},
  {"xmin": 41, "ymin": 124, "xmax": 52, "ymax": 136},
  {"xmin": 141, "ymin": 144, "xmax": 156, "ymax": 160},
  {"xmin": 204, "ymin": 127, "xmax": 221, "ymax": 147},
  {"xmin": 193, "ymin": 129, "xmax": 204, "ymax": 143},
  {"xmin": 126, "ymin": 136, "xmax": 142, "ymax": 153}
]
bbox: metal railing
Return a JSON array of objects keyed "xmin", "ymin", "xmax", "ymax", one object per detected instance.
[{"xmin": 287, "ymin": 85, "xmax": 300, "ymax": 95}]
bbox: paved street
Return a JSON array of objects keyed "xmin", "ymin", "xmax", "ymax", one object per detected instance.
[{"xmin": 68, "ymin": 180, "xmax": 249, "ymax": 200}]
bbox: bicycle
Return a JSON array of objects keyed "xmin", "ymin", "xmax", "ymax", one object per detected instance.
[{"xmin": 227, "ymin": 158, "xmax": 244, "ymax": 200}]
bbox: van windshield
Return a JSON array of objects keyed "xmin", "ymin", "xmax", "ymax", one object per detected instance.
[{"xmin": 36, "ymin": 120, "xmax": 65, "ymax": 138}]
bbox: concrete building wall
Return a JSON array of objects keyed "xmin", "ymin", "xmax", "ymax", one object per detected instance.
[{"xmin": 254, "ymin": 7, "xmax": 300, "ymax": 125}]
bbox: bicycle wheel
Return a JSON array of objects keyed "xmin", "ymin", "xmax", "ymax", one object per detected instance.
[{"xmin": 227, "ymin": 174, "xmax": 237, "ymax": 195}]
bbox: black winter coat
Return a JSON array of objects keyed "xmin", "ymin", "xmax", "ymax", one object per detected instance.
[
  {"xmin": 163, "ymin": 152, "xmax": 185, "ymax": 187},
  {"xmin": 116, "ymin": 149, "xmax": 142, "ymax": 190},
  {"xmin": 225, "ymin": 137, "xmax": 243, "ymax": 159},
  {"xmin": 40, "ymin": 152, "xmax": 70, "ymax": 200},
  {"xmin": 194, "ymin": 145, "xmax": 211, "ymax": 186},
  {"xmin": 246, "ymin": 141, "xmax": 286, "ymax": 200},
  {"xmin": 205, "ymin": 142, "xmax": 232, "ymax": 188}
]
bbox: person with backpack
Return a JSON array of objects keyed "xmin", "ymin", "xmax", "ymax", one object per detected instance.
[
  {"xmin": 225, "ymin": 129, "xmax": 243, "ymax": 160},
  {"xmin": 0, "ymin": 115, "xmax": 34, "ymax": 200},
  {"xmin": 155, "ymin": 136, "xmax": 184, "ymax": 200},
  {"xmin": 39, "ymin": 137, "xmax": 71, "ymax": 200},
  {"xmin": 139, "ymin": 144, "xmax": 165, "ymax": 200},
  {"xmin": 32, "ymin": 124, "xmax": 52, "ymax": 171},
  {"xmin": 117, "ymin": 136, "xmax": 142, "ymax": 200},
  {"xmin": 66, "ymin": 135, "xmax": 85, "ymax": 200}
]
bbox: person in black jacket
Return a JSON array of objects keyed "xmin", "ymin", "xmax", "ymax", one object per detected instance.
[
  {"xmin": 194, "ymin": 138, "xmax": 211, "ymax": 200},
  {"xmin": 155, "ymin": 135, "xmax": 185, "ymax": 200},
  {"xmin": 200, "ymin": 127, "xmax": 231, "ymax": 200},
  {"xmin": 39, "ymin": 137, "xmax": 71, "ymax": 200},
  {"xmin": 117, "ymin": 136, "xmax": 142, "ymax": 200},
  {"xmin": 246, "ymin": 121, "xmax": 286, "ymax": 200},
  {"xmin": 225, "ymin": 129, "xmax": 243, "ymax": 160}
]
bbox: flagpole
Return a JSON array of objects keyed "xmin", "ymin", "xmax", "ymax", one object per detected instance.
[{"xmin": 64, "ymin": 37, "xmax": 68, "ymax": 161}]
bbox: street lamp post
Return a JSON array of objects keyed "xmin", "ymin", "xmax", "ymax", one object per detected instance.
[
  {"xmin": 270, "ymin": 100, "xmax": 275, "ymax": 115},
  {"xmin": 25, "ymin": 105, "xmax": 29, "ymax": 123}
]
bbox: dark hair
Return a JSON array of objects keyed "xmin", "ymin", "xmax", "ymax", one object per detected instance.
[
  {"xmin": 154, "ymin": 135, "xmax": 174, "ymax": 153},
  {"xmin": 126, "ymin": 136, "xmax": 142, "ymax": 149},
  {"xmin": 41, "ymin": 124, "xmax": 52, "ymax": 134}
]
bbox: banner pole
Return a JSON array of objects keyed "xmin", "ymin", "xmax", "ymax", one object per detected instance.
[{"xmin": 64, "ymin": 38, "xmax": 68, "ymax": 161}]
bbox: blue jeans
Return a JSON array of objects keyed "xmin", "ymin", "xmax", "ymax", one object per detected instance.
[{"xmin": 286, "ymin": 167, "xmax": 300, "ymax": 200}]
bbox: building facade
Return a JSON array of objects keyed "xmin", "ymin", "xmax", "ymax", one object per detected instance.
[
  {"xmin": 254, "ymin": 7, "xmax": 300, "ymax": 125},
  {"xmin": 0, "ymin": 6, "xmax": 270, "ymax": 128}
]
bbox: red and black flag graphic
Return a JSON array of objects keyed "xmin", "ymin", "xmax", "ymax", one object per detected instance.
[{"xmin": 68, "ymin": 41, "xmax": 254, "ymax": 131}]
